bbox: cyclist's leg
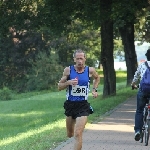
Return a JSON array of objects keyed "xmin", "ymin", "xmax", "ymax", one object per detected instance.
[{"xmin": 135, "ymin": 90, "xmax": 147, "ymax": 133}]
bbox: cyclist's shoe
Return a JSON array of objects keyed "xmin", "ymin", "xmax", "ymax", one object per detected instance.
[{"xmin": 134, "ymin": 131, "xmax": 140, "ymax": 141}]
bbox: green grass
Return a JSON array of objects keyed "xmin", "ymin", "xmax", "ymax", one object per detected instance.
[
  {"xmin": 0, "ymin": 70, "xmax": 137, "ymax": 150},
  {"xmin": 97, "ymin": 70, "xmax": 127, "ymax": 84},
  {"xmin": 0, "ymin": 92, "xmax": 66, "ymax": 150}
]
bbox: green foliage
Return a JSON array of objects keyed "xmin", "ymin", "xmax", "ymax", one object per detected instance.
[
  {"xmin": 96, "ymin": 69, "xmax": 127, "ymax": 85},
  {"xmin": 55, "ymin": 19, "xmax": 101, "ymax": 66},
  {"xmin": 112, "ymin": 0, "xmax": 148, "ymax": 42},
  {"xmin": 0, "ymin": 87, "xmax": 13, "ymax": 101},
  {"xmin": 0, "ymin": 0, "xmax": 150, "ymax": 94},
  {"xmin": 134, "ymin": 8, "xmax": 150, "ymax": 42},
  {"xmin": 113, "ymin": 40, "xmax": 124, "ymax": 60},
  {"xmin": 112, "ymin": 0, "xmax": 147, "ymax": 27},
  {"xmin": 26, "ymin": 51, "xmax": 63, "ymax": 91}
]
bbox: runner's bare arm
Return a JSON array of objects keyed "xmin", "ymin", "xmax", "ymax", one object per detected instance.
[
  {"xmin": 58, "ymin": 67, "xmax": 70, "ymax": 91},
  {"xmin": 58, "ymin": 67, "xmax": 78, "ymax": 90},
  {"xmin": 89, "ymin": 67, "xmax": 100, "ymax": 90}
]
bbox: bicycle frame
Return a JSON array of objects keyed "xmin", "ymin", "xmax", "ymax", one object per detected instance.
[
  {"xmin": 141, "ymin": 98, "xmax": 150, "ymax": 146},
  {"xmin": 131, "ymin": 85, "xmax": 150, "ymax": 146}
]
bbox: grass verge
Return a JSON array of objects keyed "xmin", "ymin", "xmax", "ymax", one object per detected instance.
[{"xmin": 0, "ymin": 71, "xmax": 137, "ymax": 150}]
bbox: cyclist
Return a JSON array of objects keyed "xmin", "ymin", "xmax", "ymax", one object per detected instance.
[
  {"xmin": 131, "ymin": 49, "xmax": 150, "ymax": 141},
  {"xmin": 58, "ymin": 49, "xmax": 100, "ymax": 150}
]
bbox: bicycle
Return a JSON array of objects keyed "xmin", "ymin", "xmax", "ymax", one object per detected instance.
[
  {"xmin": 132, "ymin": 85, "xmax": 150, "ymax": 146},
  {"xmin": 140, "ymin": 97, "xmax": 150, "ymax": 146}
]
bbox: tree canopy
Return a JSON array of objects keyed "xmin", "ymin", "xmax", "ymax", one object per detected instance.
[{"xmin": 0, "ymin": 0, "xmax": 150, "ymax": 95}]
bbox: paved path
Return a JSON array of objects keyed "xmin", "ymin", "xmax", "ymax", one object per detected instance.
[{"xmin": 54, "ymin": 96, "xmax": 150, "ymax": 150}]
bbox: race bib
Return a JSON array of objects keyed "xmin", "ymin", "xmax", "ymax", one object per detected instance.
[{"xmin": 71, "ymin": 85, "xmax": 87, "ymax": 96}]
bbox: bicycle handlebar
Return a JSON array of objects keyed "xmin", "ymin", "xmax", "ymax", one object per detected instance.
[
  {"xmin": 131, "ymin": 85, "xmax": 139, "ymax": 90},
  {"xmin": 132, "ymin": 85, "xmax": 150, "ymax": 101}
]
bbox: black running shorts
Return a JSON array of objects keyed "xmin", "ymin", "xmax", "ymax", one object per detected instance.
[{"xmin": 63, "ymin": 100, "xmax": 91, "ymax": 119}]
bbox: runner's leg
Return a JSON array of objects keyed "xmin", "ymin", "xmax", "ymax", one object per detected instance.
[
  {"xmin": 74, "ymin": 116, "xmax": 87, "ymax": 150},
  {"xmin": 66, "ymin": 116, "xmax": 76, "ymax": 138}
]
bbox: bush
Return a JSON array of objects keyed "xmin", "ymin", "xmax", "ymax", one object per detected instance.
[
  {"xmin": 0, "ymin": 87, "xmax": 13, "ymax": 101},
  {"xmin": 26, "ymin": 51, "xmax": 63, "ymax": 91}
]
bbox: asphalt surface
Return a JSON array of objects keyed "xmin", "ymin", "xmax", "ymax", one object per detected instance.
[{"xmin": 53, "ymin": 96, "xmax": 150, "ymax": 150}]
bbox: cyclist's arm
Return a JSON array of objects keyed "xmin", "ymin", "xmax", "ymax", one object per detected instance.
[{"xmin": 131, "ymin": 64, "xmax": 142, "ymax": 86}]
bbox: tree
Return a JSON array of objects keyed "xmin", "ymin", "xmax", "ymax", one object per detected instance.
[
  {"xmin": 100, "ymin": 0, "xmax": 116, "ymax": 96},
  {"xmin": 113, "ymin": 0, "xmax": 148, "ymax": 85},
  {"xmin": 135, "ymin": 6, "xmax": 150, "ymax": 43},
  {"xmin": 119, "ymin": 23, "xmax": 137, "ymax": 85},
  {"xmin": 0, "ymin": 0, "xmax": 50, "ymax": 90},
  {"xmin": 0, "ymin": 0, "xmax": 149, "ymax": 94}
]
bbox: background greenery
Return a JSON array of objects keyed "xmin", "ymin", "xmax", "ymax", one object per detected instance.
[{"xmin": 0, "ymin": 1, "xmax": 149, "ymax": 93}]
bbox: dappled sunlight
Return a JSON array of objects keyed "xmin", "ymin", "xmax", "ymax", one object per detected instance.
[
  {"xmin": 11, "ymin": 92, "xmax": 65, "ymax": 102},
  {"xmin": 86, "ymin": 119, "xmax": 134, "ymax": 128},
  {"xmin": 0, "ymin": 119, "xmax": 66, "ymax": 147},
  {"xmin": 0, "ymin": 111, "xmax": 47, "ymax": 117},
  {"xmin": 116, "ymin": 110, "xmax": 135, "ymax": 113},
  {"xmin": 85, "ymin": 123, "xmax": 134, "ymax": 132},
  {"xmin": 98, "ymin": 118, "xmax": 134, "ymax": 123},
  {"xmin": 24, "ymin": 92, "xmax": 64, "ymax": 101},
  {"xmin": 124, "ymin": 103, "xmax": 135, "ymax": 106},
  {"xmin": 23, "ymin": 119, "xmax": 43, "ymax": 127}
]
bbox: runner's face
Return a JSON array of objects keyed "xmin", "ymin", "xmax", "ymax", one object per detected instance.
[{"xmin": 74, "ymin": 52, "xmax": 86, "ymax": 68}]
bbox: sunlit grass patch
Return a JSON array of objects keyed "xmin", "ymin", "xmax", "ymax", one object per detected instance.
[{"xmin": 0, "ymin": 119, "xmax": 66, "ymax": 150}]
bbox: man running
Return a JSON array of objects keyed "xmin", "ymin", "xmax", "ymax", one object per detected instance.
[{"xmin": 58, "ymin": 49, "xmax": 100, "ymax": 150}]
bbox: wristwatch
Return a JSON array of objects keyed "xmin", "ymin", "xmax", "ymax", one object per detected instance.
[{"xmin": 93, "ymin": 88, "xmax": 97, "ymax": 92}]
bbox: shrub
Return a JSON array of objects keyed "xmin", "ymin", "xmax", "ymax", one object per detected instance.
[
  {"xmin": 26, "ymin": 51, "xmax": 63, "ymax": 91},
  {"xmin": 0, "ymin": 87, "xmax": 13, "ymax": 101}
]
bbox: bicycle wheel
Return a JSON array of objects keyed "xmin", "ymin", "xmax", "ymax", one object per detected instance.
[
  {"xmin": 140, "ymin": 128, "xmax": 144, "ymax": 143},
  {"xmin": 144, "ymin": 120, "xmax": 150, "ymax": 146},
  {"xmin": 145, "ymin": 129, "xmax": 149, "ymax": 146}
]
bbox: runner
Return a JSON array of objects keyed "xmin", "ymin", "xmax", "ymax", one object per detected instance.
[{"xmin": 58, "ymin": 49, "xmax": 100, "ymax": 150}]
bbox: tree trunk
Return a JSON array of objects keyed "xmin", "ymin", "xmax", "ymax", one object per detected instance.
[
  {"xmin": 100, "ymin": 0, "xmax": 116, "ymax": 97},
  {"xmin": 101, "ymin": 21, "xmax": 116, "ymax": 97},
  {"xmin": 119, "ymin": 23, "xmax": 138, "ymax": 86}
]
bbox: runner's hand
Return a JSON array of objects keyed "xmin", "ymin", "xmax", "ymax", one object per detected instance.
[
  {"xmin": 92, "ymin": 91, "xmax": 98, "ymax": 98},
  {"xmin": 68, "ymin": 78, "xmax": 78, "ymax": 87}
]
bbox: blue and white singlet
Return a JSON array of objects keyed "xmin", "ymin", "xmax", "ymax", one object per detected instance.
[{"xmin": 66, "ymin": 65, "xmax": 90, "ymax": 101}]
